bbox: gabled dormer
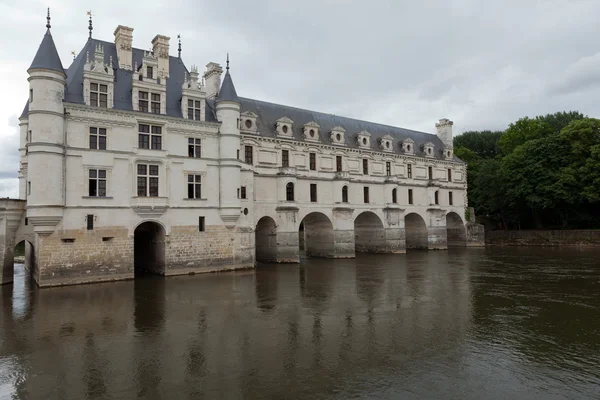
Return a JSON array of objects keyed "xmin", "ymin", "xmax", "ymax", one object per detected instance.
[
  {"xmin": 132, "ymin": 51, "xmax": 167, "ymax": 114},
  {"xmin": 181, "ymin": 65, "xmax": 206, "ymax": 121},
  {"xmin": 402, "ymin": 138, "xmax": 414, "ymax": 155},
  {"xmin": 83, "ymin": 43, "xmax": 114, "ymax": 109},
  {"xmin": 241, "ymin": 111, "xmax": 258, "ymax": 134},
  {"xmin": 423, "ymin": 142, "xmax": 435, "ymax": 158},
  {"xmin": 443, "ymin": 146, "xmax": 453, "ymax": 160},
  {"xmin": 276, "ymin": 117, "xmax": 294, "ymax": 138},
  {"xmin": 303, "ymin": 121, "xmax": 320, "ymax": 142},
  {"xmin": 379, "ymin": 134, "xmax": 393, "ymax": 152},
  {"xmin": 330, "ymin": 126, "xmax": 346, "ymax": 145},
  {"xmin": 357, "ymin": 130, "xmax": 371, "ymax": 149}
]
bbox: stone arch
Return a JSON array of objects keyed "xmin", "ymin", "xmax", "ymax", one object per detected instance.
[
  {"xmin": 9, "ymin": 239, "xmax": 35, "ymax": 284},
  {"xmin": 405, "ymin": 212, "xmax": 428, "ymax": 250},
  {"xmin": 134, "ymin": 221, "xmax": 166, "ymax": 276},
  {"xmin": 354, "ymin": 211, "xmax": 386, "ymax": 253},
  {"xmin": 255, "ymin": 216, "xmax": 278, "ymax": 263},
  {"xmin": 446, "ymin": 212, "xmax": 467, "ymax": 247},
  {"xmin": 299, "ymin": 212, "xmax": 335, "ymax": 258}
]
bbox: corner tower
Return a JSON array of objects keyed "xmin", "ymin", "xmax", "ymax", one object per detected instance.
[
  {"xmin": 26, "ymin": 9, "xmax": 66, "ymax": 235},
  {"xmin": 215, "ymin": 55, "xmax": 241, "ymax": 227}
]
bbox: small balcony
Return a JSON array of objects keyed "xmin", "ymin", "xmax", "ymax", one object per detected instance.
[
  {"xmin": 334, "ymin": 171, "xmax": 350, "ymax": 180},
  {"xmin": 131, "ymin": 196, "xmax": 169, "ymax": 216},
  {"xmin": 278, "ymin": 166, "xmax": 298, "ymax": 176}
]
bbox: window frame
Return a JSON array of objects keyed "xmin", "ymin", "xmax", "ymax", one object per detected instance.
[
  {"xmin": 89, "ymin": 127, "xmax": 107, "ymax": 150},
  {"xmin": 407, "ymin": 164, "xmax": 412, "ymax": 179},
  {"xmin": 309, "ymin": 153, "xmax": 317, "ymax": 170},
  {"xmin": 310, "ymin": 183, "xmax": 317, "ymax": 202},
  {"xmin": 392, "ymin": 188, "xmax": 397, "ymax": 203},
  {"xmin": 434, "ymin": 190, "xmax": 439, "ymax": 205},
  {"xmin": 282, "ymin": 149, "xmax": 289, "ymax": 167},
  {"xmin": 363, "ymin": 159, "xmax": 369, "ymax": 175},
  {"xmin": 286, "ymin": 182, "xmax": 294, "ymax": 201},
  {"xmin": 245, "ymin": 145, "xmax": 253, "ymax": 164},
  {"xmin": 386, "ymin": 161, "xmax": 391, "ymax": 176},
  {"xmin": 90, "ymin": 82, "xmax": 108, "ymax": 108},
  {"xmin": 187, "ymin": 174, "xmax": 202, "ymax": 199},
  {"xmin": 363, "ymin": 186, "xmax": 370, "ymax": 203},
  {"xmin": 408, "ymin": 188, "xmax": 413, "ymax": 205},
  {"xmin": 448, "ymin": 168, "xmax": 452, "ymax": 182},
  {"xmin": 88, "ymin": 169, "xmax": 107, "ymax": 197},
  {"xmin": 138, "ymin": 124, "xmax": 162, "ymax": 150},
  {"xmin": 449, "ymin": 191, "xmax": 453, "ymax": 206},
  {"xmin": 188, "ymin": 138, "xmax": 201, "ymax": 158},
  {"xmin": 342, "ymin": 185, "xmax": 348, "ymax": 203},
  {"xmin": 336, "ymin": 155, "xmax": 343, "ymax": 172},
  {"xmin": 139, "ymin": 91, "xmax": 149, "ymax": 112},
  {"xmin": 137, "ymin": 164, "xmax": 159, "ymax": 197},
  {"xmin": 150, "ymin": 93, "xmax": 160, "ymax": 114},
  {"xmin": 428, "ymin": 166, "xmax": 433, "ymax": 180},
  {"xmin": 187, "ymin": 99, "xmax": 202, "ymax": 121}
]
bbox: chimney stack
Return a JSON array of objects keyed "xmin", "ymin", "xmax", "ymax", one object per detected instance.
[
  {"xmin": 114, "ymin": 25, "xmax": 134, "ymax": 70},
  {"xmin": 151, "ymin": 34, "xmax": 170, "ymax": 78},
  {"xmin": 435, "ymin": 118, "xmax": 454, "ymax": 149},
  {"xmin": 203, "ymin": 62, "xmax": 223, "ymax": 99}
]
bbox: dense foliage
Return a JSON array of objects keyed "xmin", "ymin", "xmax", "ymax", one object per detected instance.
[{"xmin": 455, "ymin": 111, "xmax": 600, "ymax": 229}]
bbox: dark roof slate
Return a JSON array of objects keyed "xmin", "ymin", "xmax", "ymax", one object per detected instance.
[
  {"xmin": 29, "ymin": 29, "xmax": 65, "ymax": 75},
  {"xmin": 216, "ymin": 71, "xmax": 240, "ymax": 104},
  {"xmin": 239, "ymin": 97, "xmax": 452, "ymax": 160}
]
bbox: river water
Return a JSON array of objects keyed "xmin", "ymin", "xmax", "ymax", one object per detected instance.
[{"xmin": 1, "ymin": 247, "xmax": 599, "ymax": 399}]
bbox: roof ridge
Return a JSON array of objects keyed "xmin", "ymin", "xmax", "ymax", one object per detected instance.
[{"xmin": 239, "ymin": 96, "xmax": 435, "ymax": 136}]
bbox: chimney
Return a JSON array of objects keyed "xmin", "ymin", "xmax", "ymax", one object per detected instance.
[
  {"xmin": 151, "ymin": 34, "xmax": 170, "ymax": 78},
  {"xmin": 114, "ymin": 25, "xmax": 134, "ymax": 70},
  {"xmin": 203, "ymin": 62, "xmax": 223, "ymax": 99},
  {"xmin": 435, "ymin": 118, "xmax": 454, "ymax": 149}
]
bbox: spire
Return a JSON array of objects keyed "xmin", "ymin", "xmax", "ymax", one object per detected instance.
[
  {"xmin": 28, "ymin": 9, "xmax": 65, "ymax": 76},
  {"xmin": 216, "ymin": 54, "xmax": 239, "ymax": 104},
  {"xmin": 87, "ymin": 11, "xmax": 93, "ymax": 39},
  {"xmin": 177, "ymin": 34, "xmax": 181, "ymax": 58}
]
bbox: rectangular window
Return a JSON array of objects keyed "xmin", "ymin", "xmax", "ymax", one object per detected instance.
[
  {"xmin": 25, "ymin": 218, "xmax": 28, "ymax": 226},
  {"xmin": 187, "ymin": 174, "xmax": 202, "ymax": 199},
  {"xmin": 363, "ymin": 159, "xmax": 369, "ymax": 175},
  {"xmin": 336, "ymin": 155, "xmax": 342, "ymax": 172},
  {"xmin": 147, "ymin": 66, "xmax": 153, "ymax": 79},
  {"xmin": 240, "ymin": 186, "xmax": 247, "ymax": 199},
  {"xmin": 363, "ymin": 187, "xmax": 370, "ymax": 203},
  {"xmin": 27, "ymin": 181, "xmax": 31, "ymax": 196},
  {"xmin": 448, "ymin": 168, "xmax": 452, "ymax": 182},
  {"xmin": 408, "ymin": 189, "xmax": 413, "ymax": 205},
  {"xmin": 88, "ymin": 169, "xmax": 107, "ymax": 197},
  {"xmin": 29, "ymin": 89, "xmax": 33, "ymax": 102},
  {"xmin": 138, "ymin": 124, "xmax": 162, "ymax": 150},
  {"xmin": 86, "ymin": 214, "xmax": 94, "ymax": 231},
  {"xmin": 198, "ymin": 216, "xmax": 205, "ymax": 232},
  {"xmin": 449, "ymin": 191, "xmax": 453, "ymax": 206},
  {"xmin": 188, "ymin": 138, "xmax": 201, "ymax": 158},
  {"xmin": 435, "ymin": 191, "xmax": 439, "ymax": 205},
  {"xmin": 310, "ymin": 183, "xmax": 317, "ymax": 202},
  {"xmin": 90, "ymin": 83, "xmax": 108, "ymax": 108},
  {"xmin": 407, "ymin": 164, "xmax": 412, "ymax": 178},
  {"xmin": 137, "ymin": 164, "xmax": 159, "ymax": 197},
  {"xmin": 428, "ymin": 166, "xmax": 433, "ymax": 180},
  {"xmin": 386, "ymin": 161, "xmax": 391, "ymax": 176},
  {"xmin": 89, "ymin": 127, "xmax": 107, "ymax": 150},
  {"xmin": 151, "ymin": 93, "xmax": 160, "ymax": 114},
  {"xmin": 187, "ymin": 99, "xmax": 202, "ymax": 121},
  {"xmin": 245, "ymin": 145, "xmax": 253, "ymax": 164},
  {"xmin": 282, "ymin": 150, "xmax": 289, "ymax": 167},
  {"xmin": 392, "ymin": 189, "xmax": 397, "ymax": 203},
  {"xmin": 342, "ymin": 186, "xmax": 348, "ymax": 203},
  {"xmin": 309, "ymin": 153, "xmax": 316, "ymax": 170},
  {"xmin": 139, "ymin": 91, "xmax": 149, "ymax": 112}
]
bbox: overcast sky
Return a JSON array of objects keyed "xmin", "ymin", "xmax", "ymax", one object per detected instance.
[{"xmin": 1, "ymin": 0, "xmax": 599, "ymax": 197}]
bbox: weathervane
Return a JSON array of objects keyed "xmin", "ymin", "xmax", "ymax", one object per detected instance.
[
  {"xmin": 87, "ymin": 11, "xmax": 93, "ymax": 39},
  {"xmin": 177, "ymin": 34, "xmax": 181, "ymax": 59},
  {"xmin": 71, "ymin": 51, "xmax": 76, "ymax": 60},
  {"xmin": 226, "ymin": 53, "xmax": 230, "ymax": 71},
  {"xmin": 46, "ymin": 8, "xmax": 51, "ymax": 29}
]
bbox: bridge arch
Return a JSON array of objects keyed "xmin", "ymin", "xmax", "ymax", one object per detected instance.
[
  {"xmin": 255, "ymin": 216, "xmax": 278, "ymax": 263},
  {"xmin": 299, "ymin": 212, "xmax": 335, "ymax": 258},
  {"xmin": 134, "ymin": 221, "xmax": 166, "ymax": 276},
  {"xmin": 405, "ymin": 212, "xmax": 428, "ymax": 250},
  {"xmin": 446, "ymin": 212, "xmax": 467, "ymax": 247},
  {"xmin": 354, "ymin": 211, "xmax": 386, "ymax": 253}
]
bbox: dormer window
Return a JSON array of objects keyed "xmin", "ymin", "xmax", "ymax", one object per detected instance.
[
  {"xmin": 303, "ymin": 121, "xmax": 320, "ymax": 142},
  {"xmin": 240, "ymin": 111, "xmax": 258, "ymax": 134},
  {"xmin": 444, "ymin": 147, "xmax": 453, "ymax": 160},
  {"xmin": 402, "ymin": 139, "xmax": 415, "ymax": 155},
  {"xmin": 147, "ymin": 66, "xmax": 153, "ymax": 79},
  {"xmin": 90, "ymin": 83, "xmax": 108, "ymax": 108},
  {"xmin": 276, "ymin": 117, "xmax": 294, "ymax": 138},
  {"xmin": 380, "ymin": 134, "xmax": 393, "ymax": 152},
  {"xmin": 357, "ymin": 131, "xmax": 371, "ymax": 149},
  {"xmin": 423, "ymin": 142, "xmax": 435, "ymax": 158},
  {"xmin": 330, "ymin": 126, "xmax": 346, "ymax": 145},
  {"xmin": 188, "ymin": 99, "xmax": 201, "ymax": 120}
]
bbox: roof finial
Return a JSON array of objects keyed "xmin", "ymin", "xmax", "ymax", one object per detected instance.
[
  {"xmin": 226, "ymin": 53, "xmax": 230, "ymax": 71},
  {"xmin": 87, "ymin": 11, "xmax": 93, "ymax": 39},
  {"xmin": 177, "ymin": 34, "xmax": 181, "ymax": 59},
  {"xmin": 46, "ymin": 8, "xmax": 51, "ymax": 29},
  {"xmin": 71, "ymin": 51, "xmax": 76, "ymax": 60}
]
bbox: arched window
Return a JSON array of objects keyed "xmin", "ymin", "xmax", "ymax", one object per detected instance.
[
  {"xmin": 434, "ymin": 190, "xmax": 439, "ymax": 205},
  {"xmin": 392, "ymin": 188, "xmax": 397, "ymax": 203},
  {"xmin": 286, "ymin": 182, "xmax": 294, "ymax": 201},
  {"xmin": 342, "ymin": 185, "xmax": 348, "ymax": 203}
]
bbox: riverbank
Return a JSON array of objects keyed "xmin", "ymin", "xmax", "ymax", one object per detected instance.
[{"xmin": 486, "ymin": 229, "xmax": 600, "ymax": 246}]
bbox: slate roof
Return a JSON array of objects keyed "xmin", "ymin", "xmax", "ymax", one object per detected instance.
[
  {"xmin": 28, "ymin": 28, "xmax": 65, "ymax": 75},
  {"xmin": 239, "ymin": 98, "xmax": 453, "ymax": 159},
  {"xmin": 216, "ymin": 71, "xmax": 240, "ymax": 104},
  {"xmin": 22, "ymin": 34, "xmax": 456, "ymax": 161}
]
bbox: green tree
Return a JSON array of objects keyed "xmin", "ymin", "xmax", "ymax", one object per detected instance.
[{"xmin": 454, "ymin": 130, "xmax": 503, "ymax": 159}]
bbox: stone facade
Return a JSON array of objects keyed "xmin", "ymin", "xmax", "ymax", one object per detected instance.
[{"xmin": 0, "ymin": 15, "xmax": 480, "ymax": 287}]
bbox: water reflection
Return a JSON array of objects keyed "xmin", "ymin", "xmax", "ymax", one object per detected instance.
[{"xmin": 1, "ymin": 248, "xmax": 600, "ymax": 399}]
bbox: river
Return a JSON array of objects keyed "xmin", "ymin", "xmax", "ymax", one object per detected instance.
[{"xmin": 1, "ymin": 247, "xmax": 599, "ymax": 399}]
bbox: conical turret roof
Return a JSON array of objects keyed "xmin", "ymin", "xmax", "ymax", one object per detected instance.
[
  {"xmin": 216, "ymin": 70, "xmax": 240, "ymax": 104},
  {"xmin": 28, "ymin": 28, "xmax": 65, "ymax": 76}
]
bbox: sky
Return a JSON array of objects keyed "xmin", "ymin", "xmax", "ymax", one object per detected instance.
[{"xmin": 1, "ymin": 0, "xmax": 599, "ymax": 197}]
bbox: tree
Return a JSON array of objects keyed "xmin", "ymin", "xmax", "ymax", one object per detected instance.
[{"xmin": 454, "ymin": 130, "xmax": 503, "ymax": 159}]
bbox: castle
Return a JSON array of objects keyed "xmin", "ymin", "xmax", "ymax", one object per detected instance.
[{"xmin": 0, "ymin": 11, "xmax": 482, "ymax": 287}]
